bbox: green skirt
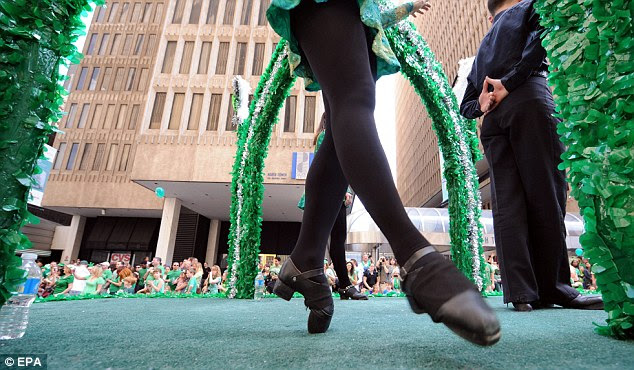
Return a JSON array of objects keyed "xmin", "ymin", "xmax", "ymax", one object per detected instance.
[{"xmin": 267, "ymin": 0, "xmax": 409, "ymax": 91}]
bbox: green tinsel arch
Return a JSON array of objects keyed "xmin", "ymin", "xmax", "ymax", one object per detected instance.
[
  {"xmin": 0, "ymin": 0, "xmax": 103, "ymax": 307},
  {"xmin": 535, "ymin": 0, "xmax": 633, "ymax": 339}
]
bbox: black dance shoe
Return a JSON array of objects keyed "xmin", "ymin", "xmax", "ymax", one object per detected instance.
[
  {"xmin": 401, "ymin": 246, "xmax": 501, "ymax": 347},
  {"xmin": 555, "ymin": 294, "xmax": 603, "ymax": 310},
  {"xmin": 338, "ymin": 285, "xmax": 368, "ymax": 300},
  {"xmin": 512, "ymin": 302, "xmax": 533, "ymax": 312},
  {"xmin": 273, "ymin": 258, "xmax": 334, "ymax": 334}
]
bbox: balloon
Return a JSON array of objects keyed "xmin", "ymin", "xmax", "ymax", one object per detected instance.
[
  {"xmin": 155, "ymin": 187, "xmax": 165, "ymax": 198},
  {"xmin": 575, "ymin": 248, "xmax": 583, "ymax": 256}
]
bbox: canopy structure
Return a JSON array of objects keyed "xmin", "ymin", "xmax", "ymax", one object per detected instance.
[{"xmin": 346, "ymin": 208, "xmax": 584, "ymax": 254}]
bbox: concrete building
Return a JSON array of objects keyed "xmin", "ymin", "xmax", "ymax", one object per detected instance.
[{"xmin": 40, "ymin": 0, "xmax": 323, "ymax": 267}]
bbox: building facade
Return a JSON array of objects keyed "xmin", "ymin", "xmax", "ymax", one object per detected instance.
[{"xmin": 41, "ymin": 0, "xmax": 323, "ymax": 266}]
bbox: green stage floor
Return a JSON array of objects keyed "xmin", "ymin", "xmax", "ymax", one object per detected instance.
[{"xmin": 0, "ymin": 296, "xmax": 631, "ymax": 369}]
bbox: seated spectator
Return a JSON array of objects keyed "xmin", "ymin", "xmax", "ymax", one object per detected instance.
[
  {"xmin": 218, "ymin": 271, "xmax": 228, "ymax": 294},
  {"xmin": 391, "ymin": 264, "xmax": 401, "ymax": 293},
  {"xmin": 325, "ymin": 261, "xmax": 337, "ymax": 291},
  {"xmin": 363, "ymin": 264, "xmax": 379, "ymax": 293},
  {"xmin": 148, "ymin": 269, "xmax": 165, "ymax": 294},
  {"xmin": 584, "ymin": 261, "xmax": 597, "ymax": 290},
  {"xmin": 40, "ymin": 265, "xmax": 59, "ymax": 297},
  {"xmin": 570, "ymin": 259, "xmax": 582, "ymax": 288},
  {"xmin": 205, "ymin": 265, "xmax": 222, "ymax": 294},
  {"xmin": 83, "ymin": 265, "xmax": 106, "ymax": 295},
  {"xmin": 100, "ymin": 262, "xmax": 113, "ymax": 294},
  {"xmin": 166, "ymin": 262, "xmax": 182, "ymax": 291},
  {"xmin": 346, "ymin": 262, "xmax": 358, "ymax": 288},
  {"xmin": 120, "ymin": 268, "xmax": 137, "ymax": 294},
  {"xmin": 107, "ymin": 266, "xmax": 124, "ymax": 295},
  {"xmin": 68, "ymin": 260, "xmax": 90, "ymax": 296},
  {"xmin": 186, "ymin": 268, "xmax": 198, "ymax": 294},
  {"xmin": 174, "ymin": 272, "xmax": 189, "ymax": 293},
  {"xmin": 53, "ymin": 265, "xmax": 74, "ymax": 296}
]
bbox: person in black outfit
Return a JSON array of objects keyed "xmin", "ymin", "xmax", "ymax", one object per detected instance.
[
  {"xmin": 269, "ymin": 0, "xmax": 500, "ymax": 346},
  {"xmin": 460, "ymin": 0, "xmax": 603, "ymax": 312}
]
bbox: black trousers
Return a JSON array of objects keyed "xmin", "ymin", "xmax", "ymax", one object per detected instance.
[{"xmin": 480, "ymin": 76, "xmax": 579, "ymax": 304}]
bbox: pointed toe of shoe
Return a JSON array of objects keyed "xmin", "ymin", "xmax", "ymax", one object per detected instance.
[
  {"xmin": 307, "ymin": 304, "xmax": 334, "ymax": 334},
  {"xmin": 436, "ymin": 290, "xmax": 501, "ymax": 346}
]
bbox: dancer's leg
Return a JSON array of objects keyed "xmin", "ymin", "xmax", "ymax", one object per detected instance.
[
  {"xmin": 329, "ymin": 203, "xmax": 351, "ymax": 288},
  {"xmin": 290, "ymin": 0, "xmax": 429, "ymax": 269}
]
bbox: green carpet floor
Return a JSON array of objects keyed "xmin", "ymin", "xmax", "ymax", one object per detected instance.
[{"xmin": 0, "ymin": 296, "xmax": 632, "ymax": 369}]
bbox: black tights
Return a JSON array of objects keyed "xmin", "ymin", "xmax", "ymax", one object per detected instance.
[
  {"xmin": 289, "ymin": 0, "xmax": 431, "ymax": 271},
  {"xmin": 329, "ymin": 204, "xmax": 351, "ymax": 288}
]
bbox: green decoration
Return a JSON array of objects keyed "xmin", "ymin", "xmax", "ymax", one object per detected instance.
[
  {"xmin": 383, "ymin": 16, "xmax": 488, "ymax": 290},
  {"xmin": 226, "ymin": 41, "xmax": 296, "ymax": 299},
  {"xmin": 0, "ymin": 0, "xmax": 103, "ymax": 308},
  {"xmin": 535, "ymin": 0, "xmax": 633, "ymax": 339}
]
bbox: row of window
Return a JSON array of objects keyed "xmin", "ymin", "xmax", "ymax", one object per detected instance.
[
  {"xmin": 75, "ymin": 66, "xmax": 150, "ymax": 92},
  {"xmin": 84, "ymin": 32, "xmax": 158, "ymax": 57},
  {"xmin": 94, "ymin": 2, "xmax": 164, "ymax": 24},
  {"xmin": 171, "ymin": 0, "xmax": 269, "ymax": 27},
  {"xmin": 148, "ymin": 92, "xmax": 317, "ymax": 133},
  {"xmin": 53, "ymin": 142, "xmax": 132, "ymax": 173},
  {"xmin": 161, "ymin": 40, "xmax": 271, "ymax": 76},
  {"xmin": 65, "ymin": 102, "xmax": 140, "ymax": 130}
]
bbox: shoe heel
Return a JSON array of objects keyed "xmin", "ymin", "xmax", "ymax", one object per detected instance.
[{"xmin": 273, "ymin": 280, "xmax": 295, "ymax": 301}]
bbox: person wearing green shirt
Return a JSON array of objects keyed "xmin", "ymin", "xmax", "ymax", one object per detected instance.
[
  {"xmin": 53, "ymin": 265, "xmax": 74, "ymax": 295},
  {"xmin": 166, "ymin": 262, "xmax": 182, "ymax": 291},
  {"xmin": 83, "ymin": 266, "xmax": 106, "ymax": 295},
  {"xmin": 185, "ymin": 268, "xmax": 197, "ymax": 294},
  {"xmin": 108, "ymin": 272, "xmax": 122, "ymax": 294}
]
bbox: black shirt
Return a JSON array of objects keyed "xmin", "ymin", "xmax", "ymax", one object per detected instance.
[
  {"xmin": 364, "ymin": 269, "xmax": 378, "ymax": 287},
  {"xmin": 460, "ymin": 0, "xmax": 548, "ymax": 119}
]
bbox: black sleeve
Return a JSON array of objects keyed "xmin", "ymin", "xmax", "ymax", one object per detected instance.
[
  {"xmin": 460, "ymin": 77, "xmax": 483, "ymax": 119},
  {"xmin": 500, "ymin": 2, "xmax": 547, "ymax": 92}
]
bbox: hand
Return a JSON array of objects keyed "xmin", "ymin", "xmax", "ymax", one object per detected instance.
[
  {"xmin": 411, "ymin": 0, "xmax": 431, "ymax": 18},
  {"xmin": 484, "ymin": 76, "xmax": 509, "ymax": 112},
  {"xmin": 344, "ymin": 193, "xmax": 353, "ymax": 207},
  {"xmin": 478, "ymin": 78, "xmax": 496, "ymax": 114}
]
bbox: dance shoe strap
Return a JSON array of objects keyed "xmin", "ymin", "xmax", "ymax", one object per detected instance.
[{"xmin": 400, "ymin": 246, "xmax": 437, "ymax": 280}]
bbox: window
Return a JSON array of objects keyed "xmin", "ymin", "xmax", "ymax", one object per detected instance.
[
  {"xmin": 100, "ymin": 67, "xmax": 112, "ymax": 90},
  {"xmin": 75, "ymin": 67, "xmax": 88, "ymax": 90},
  {"xmin": 214, "ymin": 42, "xmax": 229, "ymax": 74},
  {"xmin": 97, "ymin": 33, "xmax": 110, "ymax": 55},
  {"xmin": 66, "ymin": 143, "xmax": 80, "ymax": 170},
  {"xmin": 189, "ymin": 0, "xmax": 202, "ymax": 24},
  {"xmin": 53, "ymin": 143, "xmax": 67, "ymax": 170},
  {"xmin": 107, "ymin": 3, "xmax": 120, "ymax": 23},
  {"xmin": 96, "ymin": 6, "xmax": 106, "ymax": 22},
  {"xmin": 118, "ymin": 144, "xmax": 131, "ymax": 171},
  {"xmin": 142, "ymin": 3, "xmax": 152, "ymax": 23},
  {"xmin": 119, "ymin": 2, "xmax": 130, "ymax": 22},
  {"xmin": 240, "ymin": 0, "xmax": 252, "ymax": 25},
  {"xmin": 150, "ymin": 92, "xmax": 166, "ymax": 129},
  {"xmin": 105, "ymin": 144, "xmax": 119, "ymax": 171},
  {"xmin": 283, "ymin": 96, "xmax": 297, "ymax": 132},
  {"xmin": 206, "ymin": 0, "xmax": 220, "ymax": 24},
  {"xmin": 146, "ymin": 34, "xmax": 157, "ymax": 55},
  {"xmin": 168, "ymin": 93, "xmax": 185, "ymax": 130},
  {"xmin": 92, "ymin": 143, "xmax": 106, "ymax": 171},
  {"xmin": 187, "ymin": 93, "xmax": 204, "ymax": 130},
  {"xmin": 131, "ymin": 2, "xmax": 142, "ymax": 22},
  {"xmin": 179, "ymin": 41, "xmax": 195, "ymax": 74},
  {"xmin": 162, "ymin": 41, "xmax": 177, "ymax": 73},
  {"xmin": 225, "ymin": 101, "xmax": 235, "ymax": 131},
  {"xmin": 223, "ymin": 0, "xmax": 236, "ymax": 24},
  {"xmin": 133, "ymin": 34, "xmax": 144, "ymax": 55},
  {"xmin": 129, "ymin": 104, "xmax": 140, "ymax": 130},
  {"xmin": 137, "ymin": 68, "xmax": 149, "ymax": 90},
  {"xmin": 303, "ymin": 96, "xmax": 316, "ymax": 133},
  {"xmin": 103, "ymin": 104, "xmax": 116, "ymax": 129},
  {"xmin": 90, "ymin": 104, "xmax": 103, "ymax": 129},
  {"xmin": 110, "ymin": 33, "xmax": 122, "ymax": 54},
  {"xmin": 113, "ymin": 67, "xmax": 125, "ymax": 90},
  {"xmin": 122, "ymin": 34, "xmax": 134, "ymax": 55},
  {"xmin": 77, "ymin": 104, "xmax": 90, "ymax": 128},
  {"xmin": 258, "ymin": 0, "xmax": 269, "ymax": 26},
  {"xmin": 172, "ymin": 0, "xmax": 185, "ymax": 23},
  {"xmin": 116, "ymin": 104, "xmax": 128, "ymax": 129},
  {"xmin": 125, "ymin": 68, "xmax": 136, "ymax": 91},
  {"xmin": 78, "ymin": 143, "xmax": 92, "ymax": 170},
  {"xmin": 154, "ymin": 2, "xmax": 164, "ymax": 23},
  {"xmin": 233, "ymin": 42, "xmax": 247, "ymax": 75},
  {"xmin": 197, "ymin": 42, "xmax": 212, "ymax": 74},
  {"xmin": 86, "ymin": 34, "xmax": 98, "ymax": 55},
  {"xmin": 65, "ymin": 104, "xmax": 78, "ymax": 128},
  {"xmin": 252, "ymin": 43, "xmax": 265, "ymax": 75},
  {"xmin": 88, "ymin": 67, "xmax": 100, "ymax": 90},
  {"xmin": 206, "ymin": 94, "xmax": 222, "ymax": 130}
]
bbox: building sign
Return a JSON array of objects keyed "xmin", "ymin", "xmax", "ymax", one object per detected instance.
[
  {"xmin": 29, "ymin": 144, "xmax": 57, "ymax": 207},
  {"xmin": 291, "ymin": 152, "xmax": 314, "ymax": 180},
  {"xmin": 266, "ymin": 172, "xmax": 289, "ymax": 180},
  {"xmin": 110, "ymin": 252, "xmax": 131, "ymax": 264}
]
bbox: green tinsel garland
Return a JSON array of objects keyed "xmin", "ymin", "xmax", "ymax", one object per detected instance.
[
  {"xmin": 0, "ymin": 0, "xmax": 103, "ymax": 307},
  {"xmin": 226, "ymin": 41, "xmax": 296, "ymax": 299},
  {"xmin": 534, "ymin": 0, "xmax": 634, "ymax": 339},
  {"xmin": 384, "ymin": 19, "xmax": 488, "ymax": 289}
]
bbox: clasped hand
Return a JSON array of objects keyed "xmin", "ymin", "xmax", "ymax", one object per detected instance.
[
  {"xmin": 479, "ymin": 76, "xmax": 509, "ymax": 115},
  {"xmin": 411, "ymin": 0, "xmax": 432, "ymax": 17}
]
